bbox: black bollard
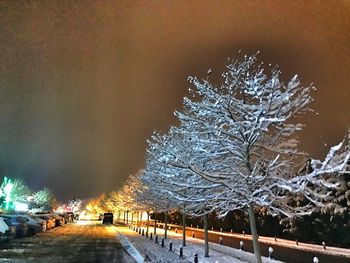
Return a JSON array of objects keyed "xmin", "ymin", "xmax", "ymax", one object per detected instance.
[
  {"xmin": 139, "ymin": 228, "xmax": 141, "ymax": 234},
  {"xmin": 142, "ymin": 229, "xmax": 144, "ymax": 236},
  {"xmin": 194, "ymin": 253, "xmax": 198, "ymax": 263},
  {"xmin": 179, "ymin": 246, "xmax": 183, "ymax": 258},
  {"xmin": 192, "ymin": 231, "xmax": 195, "ymax": 238},
  {"xmin": 146, "ymin": 230, "xmax": 148, "ymax": 237},
  {"xmin": 155, "ymin": 235, "xmax": 158, "ymax": 243},
  {"xmin": 150, "ymin": 233, "xmax": 153, "ymax": 240},
  {"xmin": 169, "ymin": 241, "xmax": 173, "ymax": 251},
  {"xmin": 268, "ymin": 247, "xmax": 273, "ymax": 259},
  {"xmin": 161, "ymin": 238, "xmax": 164, "ymax": 247},
  {"xmin": 239, "ymin": 240, "xmax": 244, "ymax": 251}
]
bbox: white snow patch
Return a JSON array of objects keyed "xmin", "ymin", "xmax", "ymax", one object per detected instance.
[{"xmin": 116, "ymin": 230, "xmax": 144, "ymax": 263}]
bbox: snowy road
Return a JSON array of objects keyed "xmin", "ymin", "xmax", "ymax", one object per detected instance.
[{"xmin": 0, "ymin": 221, "xmax": 135, "ymax": 263}]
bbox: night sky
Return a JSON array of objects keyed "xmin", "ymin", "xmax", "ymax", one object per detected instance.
[{"xmin": 0, "ymin": 1, "xmax": 349, "ymax": 201}]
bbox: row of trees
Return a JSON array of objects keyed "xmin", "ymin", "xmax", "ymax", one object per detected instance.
[
  {"xmin": 96, "ymin": 53, "xmax": 350, "ymax": 262},
  {"xmin": 0, "ymin": 176, "xmax": 55, "ymax": 213}
]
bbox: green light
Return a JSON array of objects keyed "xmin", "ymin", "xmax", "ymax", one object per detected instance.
[{"xmin": 1, "ymin": 176, "xmax": 14, "ymax": 211}]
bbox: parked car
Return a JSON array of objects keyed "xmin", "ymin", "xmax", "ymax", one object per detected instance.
[
  {"xmin": 0, "ymin": 217, "xmax": 16, "ymax": 242},
  {"xmin": 57, "ymin": 212, "xmax": 74, "ymax": 224},
  {"xmin": 27, "ymin": 215, "xmax": 47, "ymax": 231},
  {"xmin": 102, "ymin": 213, "xmax": 113, "ymax": 224},
  {"xmin": 49, "ymin": 213, "xmax": 65, "ymax": 226},
  {"xmin": 66, "ymin": 212, "xmax": 75, "ymax": 222},
  {"xmin": 33, "ymin": 215, "xmax": 56, "ymax": 230},
  {"xmin": 35, "ymin": 213, "xmax": 64, "ymax": 227},
  {"xmin": 0, "ymin": 215, "xmax": 30, "ymax": 238},
  {"xmin": 18, "ymin": 215, "xmax": 46, "ymax": 234}
]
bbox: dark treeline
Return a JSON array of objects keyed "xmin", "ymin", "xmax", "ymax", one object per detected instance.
[{"xmin": 153, "ymin": 208, "xmax": 350, "ymax": 248}]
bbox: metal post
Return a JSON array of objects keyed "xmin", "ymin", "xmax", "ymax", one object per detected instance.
[
  {"xmin": 142, "ymin": 229, "xmax": 144, "ymax": 236},
  {"xmin": 150, "ymin": 233, "xmax": 153, "ymax": 240},
  {"xmin": 155, "ymin": 235, "xmax": 158, "ymax": 243},
  {"xmin": 169, "ymin": 241, "xmax": 173, "ymax": 251},
  {"xmin": 322, "ymin": 241, "xmax": 326, "ymax": 250},
  {"xmin": 179, "ymin": 246, "xmax": 183, "ymax": 258},
  {"xmin": 192, "ymin": 231, "xmax": 195, "ymax": 238},
  {"xmin": 161, "ymin": 238, "xmax": 164, "ymax": 247},
  {"xmin": 194, "ymin": 253, "xmax": 198, "ymax": 263}
]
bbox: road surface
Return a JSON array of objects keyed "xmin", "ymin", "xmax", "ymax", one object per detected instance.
[{"xmin": 0, "ymin": 221, "xmax": 135, "ymax": 263}]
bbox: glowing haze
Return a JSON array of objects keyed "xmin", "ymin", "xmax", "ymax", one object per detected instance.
[{"xmin": 0, "ymin": 1, "xmax": 349, "ymax": 201}]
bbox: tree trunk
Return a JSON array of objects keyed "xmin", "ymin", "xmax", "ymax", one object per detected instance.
[
  {"xmin": 182, "ymin": 209, "xmax": 186, "ymax": 247},
  {"xmin": 139, "ymin": 211, "xmax": 142, "ymax": 227},
  {"xmin": 147, "ymin": 211, "xmax": 150, "ymax": 235},
  {"xmin": 248, "ymin": 204, "xmax": 262, "ymax": 263},
  {"xmin": 164, "ymin": 210, "xmax": 168, "ymax": 239},
  {"xmin": 204, "ymin": 213, "xmax": 209, "ymax": 257},
  {"xmin": 154, "ymin": 213, "xmax": 157, "ymax": 236},
  {"xmin": 126, "ymin": 210, "xmax": 129, "ymax": 224}
]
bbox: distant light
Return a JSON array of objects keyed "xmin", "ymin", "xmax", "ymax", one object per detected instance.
[{"xmin": 14, "ymin": 202, "xmax": 28, "ymax": 212}]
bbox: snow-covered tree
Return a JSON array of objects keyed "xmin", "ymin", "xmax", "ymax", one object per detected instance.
[
  {"xmin": 32, "ymin": 188, "xmax": 53, "ymax": 208},
  {"xmin": 146, "ymin": 129, "xmax": 228, "ymax": 255},
  {"xmin": 167, "ymin": 53, "xmax": 350, "ymax": 262}
]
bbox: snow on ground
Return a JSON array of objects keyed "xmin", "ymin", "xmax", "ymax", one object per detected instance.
[
  {"xmin": 116, "ymin": 231, "xmax": 144, "ymax": 263},
  {"xmin": 114, "ymin": 225, "xmax": 284, "ymax": 263}
]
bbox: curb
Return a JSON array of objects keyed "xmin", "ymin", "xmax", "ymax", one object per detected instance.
[{"xmin": 116, "ymin": 230, "xmax": 144, "ymax": 263}]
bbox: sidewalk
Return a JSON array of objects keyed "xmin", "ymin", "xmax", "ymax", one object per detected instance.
[{"xmin": 114, "ymin": 224, "xmax": 284, "ymax": 263}]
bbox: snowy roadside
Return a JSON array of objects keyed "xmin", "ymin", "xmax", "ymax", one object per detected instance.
[
  {"xmin": 116, "ymin": 231, "xmax": 144, "ymax": 263},
  {"xmin": 114, "ymin": 224, "xmax": 284, "ymax": 263}
]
